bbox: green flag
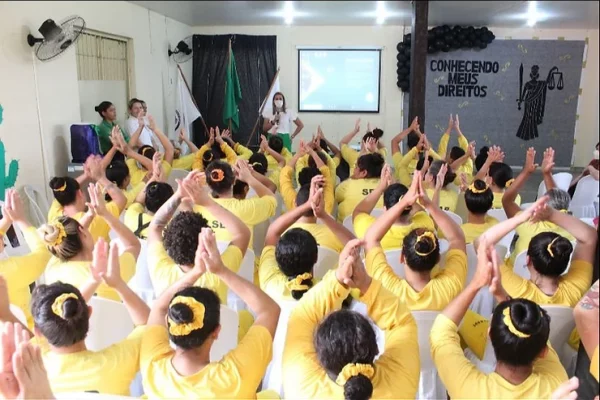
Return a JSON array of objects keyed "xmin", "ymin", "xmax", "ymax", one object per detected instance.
[{"xmin": 223, "ymin": 46, "xmax": 242, "ymax": 132}]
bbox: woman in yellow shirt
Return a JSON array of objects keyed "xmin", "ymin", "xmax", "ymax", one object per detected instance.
[
  {"xmin": 140, "ymin": 228, "xmax": 280, "ymax": 399},
  {"xmin": 335, "ymin": 152, "xmax": 385, "ymax": 222},
  {"xmin": 43, "ymin": 183, "xmax": 140, "ymax": 302},
  {"xmin": 124, "ymin": 181, "xmax": 174, "ymax": 240},
  {"xmin": 423, "ymin": 160, "xmax": 459, "ymax": 212},
  {"xmin": 353, "ymin": 164, "xmax": 435, "ymax": 250},
  {"xmin": 192, "ymin": 127, "xmax": 238, "ymax": 172},
  {"xmin": 32, "ymin": 239, "xmax": 150, "ymax": 395},
  {"xmin": 282, "ymin": 239, "xmax": 420, "ymax": 399},
  {"xmin": 0, "ymin": 190, "xmax": 51, "ymax": 325},
  {"xmin": 364, "ymin": 172, "xmax": 468, "ymax": 311},
  {"xmin": 194, "ymin": 160, "xmax": 276, "ymax": 249},
  {"xmin": 461, "ymin": 179, "xmax": 499, "ymax": 243},
  {"xmin": 437, "ymin": 114, "xmax": 474, "ymax": 177},
  {"xmin": 430, "ymin": 239, "xmax": 567, "ymax": 399},
  {"xmin": 471, "ymin": 145, "xmax": 522, "ymax": 209},
  {"xmin": 259, "ymin": 185, "xmax": 354, "ymax": 302},
  {"xmin": 338, "ymin": 119, "xmax": 388, "ymax": 170}
]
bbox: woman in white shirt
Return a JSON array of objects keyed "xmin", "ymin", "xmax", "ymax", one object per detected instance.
[
  {"xmin": 263, "ymin": 92, "xmax": 304, "ymax": 151},
  {"xmin": 125, "ymin": 98, "xmax": 155, "ymax": 148}
]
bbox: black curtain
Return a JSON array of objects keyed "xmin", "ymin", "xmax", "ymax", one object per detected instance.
[{"xmin": 191, "ymin": 34, "xmax": 277, "ymax": 148}]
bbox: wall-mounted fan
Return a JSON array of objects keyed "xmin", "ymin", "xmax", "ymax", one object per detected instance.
[
  {"xmin": 27, "ymin": 16, "xmax": 86, "ymax": 62},
  {"xmin": 168, "ymin": 36, "xmax": 193, "ymax": 64}
]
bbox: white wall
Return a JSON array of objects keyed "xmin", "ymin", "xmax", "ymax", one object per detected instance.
[
  {"xmin": 194, "ymin": 24, "xmax": 599, "ymax": 167},
  {"xmin": 0, "ymin": 1, "xmax": 192, "ymax": 198}
]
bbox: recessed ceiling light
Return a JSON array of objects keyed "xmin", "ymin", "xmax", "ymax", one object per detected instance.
[
  {"xmin": 376, "ymin": 1, "xmax": 387, "ymax": 25},
  {"xmin": 526, "ymin": 1, "xmax": 544, "ymax": 26}
]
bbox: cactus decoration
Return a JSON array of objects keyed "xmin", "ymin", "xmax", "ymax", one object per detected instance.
[{"xmin": 0, "ymin": 139, "xmax": 19, "ymax": 202}]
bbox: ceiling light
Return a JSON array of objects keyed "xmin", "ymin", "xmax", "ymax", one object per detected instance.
[
  {"xmin": 283, "ymin": 1, "xmax": 294, "ymax": 25},
  {"xmin": 526, "ymin": 1, "xmax": 543, "ymax": 26},
  {"xmin": 376, "ymin": 1, "xmax": 387, "ymax": 25}
]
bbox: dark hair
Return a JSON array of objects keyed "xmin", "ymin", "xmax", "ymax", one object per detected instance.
[
  {"xmin": 275, "ymin": 228, "xmax": 318, "ymax": 300},
  {"xmin": 249, "ymin": 153, "xmax": 268, "ymax": 175},
  {"xmin": 94, "ymin": 101, "xmax": 113, "ymax": 118},
  {"xmin": 272, "ymin": 91, "xmax": 287, "ymax": 113},
  {"xmin": 475, "ymin": 146, "xmax": 489, "ymax": 172},
  {"xmin": 205, "ymin": 161, "xmax": 235, "ymax": 196},
  {"xmin": 145, "ymin": 182, "xmax": 174, "ymax": 213},
  {"xmin": 416, "ymin": 154, "xmax": 433, "ymax": 171},
  {"xmin": 489, "ymin": 162, "xmax": 513, "ymax": 189},
  {"xmin": 490, "ymin": 299, "xmax": 550, "ymax": 366},
  {"xmin": 407, "ymin": 132, "xmax": 420, "ymax": 149},
  {"xmin": 402, "ymin": 228, "xmax": 440, "ymax": 272},
  {"xmin": 315, "ymin": 310, "xmax": 377, "ymax": 400},
  {"xmin": 38, "ymin": 217, "xmax": 84, "ymax": 261},
  {"xmin": 428, "ymin": 160, "xmax": 456, "ymax": 188},
  {"xmin": 127, "ymin": 98, "xmax": 143, "ymax": 110},
  {"xmin": 202, "ymin": 149, "xmax": 216, "ymax": 169},
  {"xmin": 356, "ymin": 153, "xmax": 384, "ymax": 179},
  {"xmin": 138, "ymin": 145, "xmax": 156, "ymax": 161},
  {"xmin": 106, "ymin": 161, "xmax": 130, "ymax": 188},
  {"xmin": 233, "ymin": 180, "xmax": 249, "ymax": 200},
  {"xmin": 383, "ymin": 183, "xmax": 409, "ymax": 213},
  {"xmin": 308, "ymin": 151, "xmax": 328, "ymax": 169},
  {"xmin": 31, "ymin": 282, "xmax": 89, "ymax": 347},
  {"xmin": 527, "ymin": 232, "xmax": 573, "ymax": 277},
  {"xmin": 449, "ymin": 146, "xmax": 466, "ymax": 162},
  {"xmin": 167, "ymin": 286, "xmax": 221, "ymax": 350},
  {"xmin": 163, "ymin": 211, "xmax": 209, "ymax": 266},
  {"xmin": 465, "ymin": 179, "xmax": 493, "ymax": 215},
  {"xmin": 295, "ymin": 184, "xmax": 315, "ymax": 218},
  {"xmin": 319, "ymin": 139, "xmax": 330, "ymax": 153},
  {"xmin": 49, "ymin": 177, "xmax": 80, "ymax": 206},
  {"xmin": 372, "ymin": 128, "xmax": 384, "ymax": 138},
  {"xmin": 268, "ymin": 136, "xmax": 284, "ymax": 154},
  {"xmin": 298, "ymin": 167, "xmax": 321, "ymax": 187}
]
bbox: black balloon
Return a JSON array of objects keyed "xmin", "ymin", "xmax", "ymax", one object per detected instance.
[
  {"xmin": 442, "ymin": 24, "xmax": 451, "ymax": 33},
  {"xmin": 428, "ymin": 45, "xmax": 437, "ymax": 54},
  {"xmin": 428, "ymin": 31, "xmax": 436, "ymax": 41},
  {"xmin": 399, "ymin": 67, "xmax": 409, "ymax": 76},
  {"xmin": 404, "ymin": 47, "xmax": 412, "ymax": 56},
  {"xmin": 404, "ymin": 33, "xmax": 412, "ymax": 44},
  {"xmin": 445, "ymin": 34, "xmax": 454, "ymax": 44},
  {"xmin": 397, "ymin": 53, "xmax": 407, "ymax": 61},
  {"xmin": 435, "ymin": 40, "xmax": 444, "ymax": 49},
  {"xmin": 481, "ymin": 26, "xmax": 489, "ymax": 32},
  {"xmin": 457, "ymin": 32, "xmax": 466, "ymax": 41},
  {"xmin": 396, "ymin": 42, "xmax": 405, "ymax": 52},
  {"xmin": 453, "ymin": 25, "xmax": 462, "ymax": 31},
  {"xmin": 468, "ymin": 33, "xmax": 476, "ymax": 41},
  {"xmin": 467, "ymin": 26, "xmax": 474, "ymax": 32},
  {"xmin": 442, "ymin": 44, "xmax": 450, "ymax": 52},
  {"xmin": 479, "ymin": 42, "xmax": 488, "ymax": 49},
  {"xmin": 463, "ymin": 40, "xmax": 472, "ymax": 48}
]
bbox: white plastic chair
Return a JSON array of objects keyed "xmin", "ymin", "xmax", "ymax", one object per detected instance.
[
  {"xmin": 570, "ymin": 176, "xmax": 599, "ymax": 218},
  {"xmin": 370, "ymin": 208, "xmax": 385, "ymax": 218},
  {"xmin": 217, "ymin": 241, "xmax": 255, "ymax": 311},
  {"xmin": 253, "ymin": 219, "xmax": 270, "ymax": 257},
  {"xmin": 210, "ymin": 305, "xmax": 239, "ymax": 362},
  {"xmin": 264, "ymin": 301, "xmax": 297, "ymax": 397},
  {"xmin": 487, "ymin": 208, "xmax": 507, "ymax": 222},
  {"xmin": 23, "ymin": 184, "xmax": 50, "ymax": 227},
  {"xmin": 127, "ymin": 239, "xmax": 154, "ymax": 305},
  {"xmin": 536, "ymin": 173, "xmax": 573, "ymax": 199},
  {"xmin": 342, "ymin": 215, "xmax": 354, "ymax": 235},
  {"xmin": 313, "ymin": 246, "xmax": 339, "ymax": 279},
  {"xmin": 465, "ymin": 244, "xmax": 507, "ymax": 317},
  {"xmin": 542, "ymin": 305, "xmax": 577, "ymax": 374},
  {"xmin": 444, "ymin": 210, "xmax": 463, "ymax": 225},
  {"xmin": 513, "ymin": 251, "xmax": 530, "ymax": 280},
  {"xmin": 166, "ymin": 168, "xmax": 189, "ymax": 191},
  {"xmin": 412, "ymin": 311, "xmax": 446, "ymax": 400},
  {"xmin": 580, "ymin": 217, "xmax": 596, "ymax": 227},
  {"xmin": 383, "ymin": 249, "xmax": 405, "ymax": 277},
  {"xmin": 86, "ymin": 297, "xmax": 135, "ymax": 351}
]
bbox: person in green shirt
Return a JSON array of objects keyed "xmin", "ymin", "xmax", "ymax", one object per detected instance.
[{"xmin": 94, "ymin": 101, "xmax": 130, "ymax": 155}]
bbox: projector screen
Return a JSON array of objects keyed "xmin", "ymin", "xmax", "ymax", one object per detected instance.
[{"xmin": 298, "ymin": 48, "xmax": 381, "ymax": 113}]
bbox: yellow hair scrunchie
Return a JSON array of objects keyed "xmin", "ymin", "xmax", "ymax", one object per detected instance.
[
  {"xmin": 50, "ymin": 222, "xmax": 67, "ymax": 247},
  {"xmin": 335, "ymin": 363, "xmax": 375, "ymax": 386},
  {"xmin": 468, "ymin": 182, "xmax": 489, "ymax": 194},
  {"xmin": 502, "ymin": 307, "xmax": 530, "ymax": 338},
  {"xmin": 168, "ymin": 296, "xmax": 205, "ymax": 336},
  {"xmin": 505, "ymin": 178, "xmax": 515, "ymax": 188},
  {"xmin": 285, "ymin": 272, "xmax": 313, "ymax": 291},
  {"xmin": 546, "ymin": 237, "xmax": 560, "ymax": 258},
  {"xmin": 414, "ymin": 231, "xmax": 437, "ymax": 257},
  {"xmin": 51, "ymin": 293, "xmax": 78, "ymax": 319},
  {"xmin": 142, "ymin": 147, "xmax": 153, "ymax": 157},
  {"xmin": 53, "ymin": 182, "xmax": 67, "ymax": 192},
  {"xmin": 251, "ymin": 162, "xmax": 262, "ymax": 169}
]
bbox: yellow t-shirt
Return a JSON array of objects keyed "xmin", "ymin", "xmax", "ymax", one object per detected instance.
[
  {"xmin": 392, "ymin": 152, "xmax": 411, "ymax": 187},
  {"xmin": 492, "ymin": 191, "xmax": 521, "ymax": 209},
  {"xmin": 340, "ymin": 144, "xmax": 387, "ymax": 170},
  {"xmin": 234, "ymin": 143, "xmax": 253, "ymax": 160},
  {"xmin": 193, "ymin": 196, "xmax": 277, "ymax": 248},
  {"xmin": 289, "ymin": 222, "xmax": 343, "ymax": 253},
  {"xmin": 192, "ymin": 142, "xmax": 238, "ymax": 171},
  {"xmin": 591, "ymin": 346, "xmax": 599, "ymax": 382},
  {"xmin": 124, "ymin": 203, "xmax": 152, "ymax": 239},
  {"xmin": 426, "ymin": 188, "xmax": 459, "ymax": 213},
  {"xmin": 280, "ymin": 165, "xmax": 334, "ymax": 214},
  {"xmin": 512, "ymin": 214, "xmax": 575, "ymax": 262},
  {"xmin": 461, "ymin": 215, "xmax": 499, "ymax": 244},
  {"xmin": 128, "ymin": 159, "xmax": 172, "ymax": 186},
  {"xmin": 354, "ymin": 211, "xmax": 435, "ymax": 250},
  {"xmin": 124, "ymin": 182, "xmax": 146, "ymax": 208},
  {"xmin": 501, "ymin": 260, "xmax": 592, "ymax": 307},
  {"xmin": 258, "ymin": 245, "xmax": 316, "ymax": 302},
  {"xmin": 295, "ymin": 152, "xmax": 338, "ymax": 183},
  {"xmin": 282, "ymin": 271, "xmax": 419, "ymax": 399},
  {"xmin": 437, "ymin": 133, "xmax": 474, "ymax": 176},
  {"xmin": 140, "ymin": 324, "xmax": 272, "ymax": 399},
  {"xmin": 172, "ymin": 153, "xmax": 196, "ymax": 170},
  {"xmin": 430, "ymin": 314, "xmax": 567, "ymax": 399},
  {"xmin": 335, "ymin": 178, "xmax": 382, "ymax": 222},
  {"xmin": 42, "ymin": 326, "xmax": 145, "ymax": 395},
  {"xmin": 48, "ymin": 200, "xmax": 121, "ymax": 243},
  {"xmin": 366, "ymin": 247, "xmax": 467, "ymax": 311},
  {"xmin": 147, "ymin": 241, "xmax": 242, "ymax": 302},
  {"xmin": 265, "ymin": 148, "xmax": 292, "ymax": 172},
  {"xmin": 44, "ymin": 251, "xmax": 136, "ymax": 302},
  {"xmin": 0, "ymin": 226, "xmax": 51, "ymax": 325}
]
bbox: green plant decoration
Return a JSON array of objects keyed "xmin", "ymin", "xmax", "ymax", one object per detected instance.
[{"xmin": 0, "ymin": 139, "xmax": 19, "ymax": 202}]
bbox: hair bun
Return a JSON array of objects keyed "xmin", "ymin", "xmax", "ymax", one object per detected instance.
[
  {"xmin": 344, "ymin": 374, "xmax": 374, "ymax": 400},
  {"xmin": 169, "ymin": 303, "xmax": 194, "ymax": 325},
  {"xmin": 38, "ymin": 224, "xmax": 60, "ymax": 246},
  {"xmin": 94, "ymin": 106, "xmax": 101, "ymax": 112},
  {"xmin": 372, "ymin": 128, "xmax": 384, "ymax": 139},
  {"xmin": 473, "ymin": 179, "xmax": 488, "ymax": 191},
  {"xmin": 61, "ymin": 297, "xmax": 82, "ymax": 319},
  {"xmin": 49, "ymin": 177, "xmax": 66, "ymax": 190},
  {"xmin": 509, "ymin": 302, "xmax": 543, "ymax": 337},
  {"xmin": 479, "ymin": 146, "xmax": 489, "ymax": 155}
]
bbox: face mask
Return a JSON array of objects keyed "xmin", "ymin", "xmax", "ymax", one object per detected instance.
[
  {"xmin": 594, "ymin": 150, "xmax": 599, "ymax": 160},
  {"xmin": 274, "ymin": 100, "xmax": 283, "ymax": 108}
]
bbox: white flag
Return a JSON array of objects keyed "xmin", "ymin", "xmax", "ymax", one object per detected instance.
[
  {"xmin": 261, "ymin": 72, "xmax": 280, "ymax": 118},
  {"xmin": 174, "ymin": 68, "xmax": 201, "ymax": 150}
]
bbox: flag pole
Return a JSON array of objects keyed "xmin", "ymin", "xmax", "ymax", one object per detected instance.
[
  {"xmin": 226, "ymin": 38, "xmax": 233, "ymax": 134},
  {"xmin": 245, "ymin": 67, "xmax": 281, "ymax": 147},
  {"xmin": 176, "ymin": 64, "xmax": 209, "ymax": 137}
]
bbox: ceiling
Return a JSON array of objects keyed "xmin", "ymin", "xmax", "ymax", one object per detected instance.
[{"xmin": 130, "ymin": 1, "xmax": 598, "ymax": 29}]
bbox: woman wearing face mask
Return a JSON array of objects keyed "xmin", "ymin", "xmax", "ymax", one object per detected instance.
[
  {"xmin": 262, "ymin": 92, "xmax": 304, "ymax": 152},
  {"xmin": 569, "ymin": 142, "xmax": 600, "ymax": 196}
]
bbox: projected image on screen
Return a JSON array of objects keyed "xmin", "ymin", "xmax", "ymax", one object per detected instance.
[{"xmin": 298, "ymin": 49, "xmax": 381, "ymax": 113}]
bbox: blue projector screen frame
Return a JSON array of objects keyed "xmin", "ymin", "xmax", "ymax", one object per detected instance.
[{"xmin": 297, "ymin": 48, "xmax": 382, "ymax": 113}]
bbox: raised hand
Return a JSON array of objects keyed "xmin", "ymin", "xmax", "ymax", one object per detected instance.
[
  {"xmin": 410, "ymin": 116, "xmax": 419, "ymax": 131},
  {"xmin": 378, "ymin": 164, "xmax": 393, "ymax": 190},
  {"xmin": 365, "ymin": 137, "xmax": 378, "ymax": 153},
  {"xmin": 102, "ymin": 242, "xmax": 125, "ymax": 289},
  {"xmin": 472, "ymin": 236, "xmax": 494, "ymax": 290},
  {"xmin": 221, "ymin": 129, "xmax": 232, "ymax": 140},
  {"xmin": 86, "ymin": 182, "xmax": 108, "ymax": 217},
  {"xmin": 86, "ymin": 155, "xmax": 104, "ymax": 182},
  {"xmin": 542, "ymin": 147, "xmax": 555, "ymax": 174},
  {"xmin": 0, "ymin": 321, "xmax": 30, "ymax": 400},
  {"xmin": 234, "ymin": 159, "xmax": 253, "ymax": 182},
  {"xmin": 2, "ymin": 190, "xmax": 26, "ymax": 224},
  {"xmin": 90, "ymin": 238, "xmax": 109, "ymax": 282},
  {"xmin": 181, "ymin": 173, "xmax": 209, "ymax": 206},
  {"xmin": 447, "ymin": 114, "xmax": 454, "ymax": 131},
  {"xmin": 522, "ymin": 195, "xmax": 549, "ymax": 222},
  {"xmin": 309, "ymin": 174, "xmax": 325, "ymax": 199},
  {"xmin": 467, "ymin": 141, "xmax": 476, "ymax": 159},
  {"xmin": 260, "ymin": 135, "xmax": 269, "ymax": 152},
  {"xmin": 214, "ymin": 127, "xmax": 224, "ymax": 144},
  {"xmin": 148, "ymin": 115, "xmax": 157, "ymax": 131},
  {"xmin": 178, "ymin": 128, "xmax": 186, "ymax": 144},
  {"xmin": 454, "ymin": 114, "xmax": 461, "ymax": 130},
  {"xmin": 524, "ymin": 147, "xmax": 538, "ymax": 173},
  {"xmin": 404, "ymin": 171, "xmax": 422, "ymax": 206},
  {"xmin": 436, "ymin": 162, "xmax": 448, "ymax": 191},
  {"xmin": 416, "ymin": 172, "xmax": 433, "ymax": 207},
  {"xmin": 550, "ymin": 377, "xmax": 579, "ymax": 400},
  {"xmin": 137, "ymin": 112, "xmax": 146, "ymax": 128},
  {"xmin": 199, "ymin": 228, "xmax": 225, "ymax": 275},
  {"xmin": 310, "ymin": 187, "xmax": 325, "ymax": 218},
  {"xmin": 336, "ymin": 239, "xmax": 362, "ymax": 287},
  {"xmin": 207, "ymin": 127, "xmax": 215, "ymax": 147},
  {"xmin": 354, "ymin": 118, "xmax": 361, "ymax": 132}
]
